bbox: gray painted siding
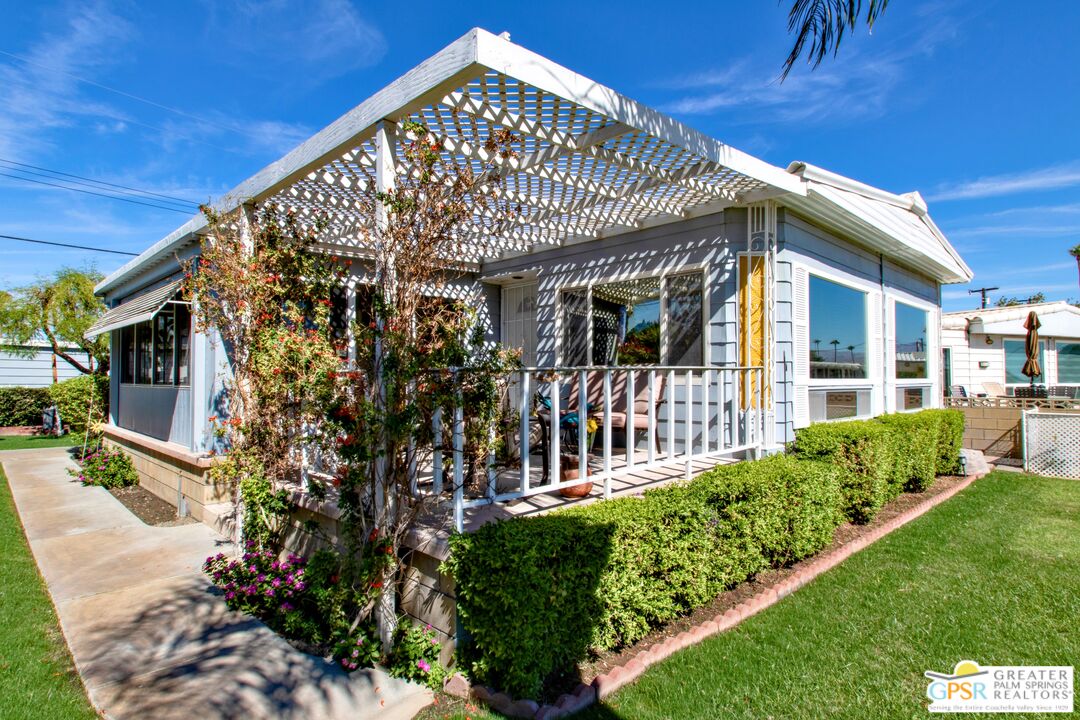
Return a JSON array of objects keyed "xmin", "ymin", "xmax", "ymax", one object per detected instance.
[
  {"xmin": 0, "ymin": 346, "xmax": 90, "ymax": 387},
  {"xmin": 484, "ymin": 211, "xmax": 744, "ymax": 454},
  {"xmin": 774, "ymin": 208, "xmax": 943, "ymax": 444}
]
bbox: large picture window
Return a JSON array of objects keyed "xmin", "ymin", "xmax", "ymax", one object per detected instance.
[
  {"xmin": 120, "ymin": 301, "xmax": 192, "ymax": 386},
  {"xmin": 894, "ymin": 302, "xmax": 929, "ymax": 379},
  {"xmin": 1058, "ymin": 342, "xmax": 1080, "ymax": 383},
  {"xmin": 1004, "ymin": 339, "xmax": 1045, "ymax": 384},
  {"xmin": 559, "ymin": 271, "xmax": 703, "ymax": 366},
  {"xmin": 809, "ymin": 275, "xmax": 867, "ymax": 379}
]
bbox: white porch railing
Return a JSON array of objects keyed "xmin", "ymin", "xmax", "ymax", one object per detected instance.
[{"xmin": 432, "ymin": 365, "xmax": 765, "ymax": 532}]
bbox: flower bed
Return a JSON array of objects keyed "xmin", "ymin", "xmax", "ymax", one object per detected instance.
[{"xmin": 204, "ymin": 542, "xmax": 445, "ymax": 689}]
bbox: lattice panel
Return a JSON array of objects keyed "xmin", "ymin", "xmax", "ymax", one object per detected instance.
[
  {"xmin": 261, "ymin": 67, "xmax": 774, "ymax": 264},
  {"xmin": 1025, "ymin": 410, "xmax": 1080, "ymax": 479}
]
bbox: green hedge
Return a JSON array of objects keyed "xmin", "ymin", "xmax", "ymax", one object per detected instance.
[
  {"xmin": 792, "ymin": 408, "xmax": 966, "ymax": 517},
  {"xmin": 448, "ymin": 408, "xmax": 965, "ymax": 697},
  {"xmin": 877, "ymin": 412, "xmax": 940, "ymax": 493},
  {"xmin": 0, "ymin": 386, "xmax": 52, "ymax": 426},
  {"xmin": 447, "ymin": 454, "xmax": 844, "ymax": 697},
  {"xmin": 0, "ymin": 376, "xmax": 108, "ymax": 432},
  {"xmin": 919, "ymin": 408, "xmax": 965, "ymax": 475},
  {"xmin": 791, "ymin": 419, "xmax": 897, "ymax": 522},
  {"xmin": 49, "ymin": 375, "xmax": 108, "ymax": 432}
]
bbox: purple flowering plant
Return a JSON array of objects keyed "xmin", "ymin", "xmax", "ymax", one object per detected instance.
[
  {"xmin": 69, "ymin": 447, "xmax": 138, "ymax": 488},
  {"xmin": 385, "ymin": 622, "xmax": 445, "ymax": 690},
  {"xmin": 204, "ymin": 543, "xmax": 382, "ymax": 669}
]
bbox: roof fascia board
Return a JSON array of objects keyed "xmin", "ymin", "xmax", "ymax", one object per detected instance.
[{"xmin": 788, "ymin": 161, "xmax": 912, "ymax": 209}]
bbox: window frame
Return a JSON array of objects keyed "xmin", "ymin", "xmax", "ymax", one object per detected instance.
[
  {"xmin": 1003, "ymin": 338, "xmax": 1047, "ymax": 386},
  {"xmin": 806, "ymin": 268, "xmax": 873, "ymax": 388},
  {"xmin": 119, "ymin": 299, "xmax": 192, "ymax": 388},
  {"xmin": 892, "ymin": 299, "xmax": 931, "ymax": 382},
  {"xmin": 555, "ymin": 265, "xmax": 709, "ymax": 367},
  {"xmin": 1056, "ymin": 340, "xmax": 1080, "ymax": 384}
]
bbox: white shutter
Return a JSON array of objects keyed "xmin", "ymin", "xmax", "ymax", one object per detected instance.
[
  {"xmin": 793, "ymin": 266, "xmax": 810, "ymax": 428},
  {"xmin": 884, "ymin": 296, "xmax": 896, "ymax": 413},
  {"xmin": 868, "ymin": 290, "xmax": 884, "ymax": 415}
]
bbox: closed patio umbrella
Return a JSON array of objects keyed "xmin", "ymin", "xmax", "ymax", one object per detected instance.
[{"xmin": 1022, "ymin": 311, "xmax": 1041, "ymax": 387}]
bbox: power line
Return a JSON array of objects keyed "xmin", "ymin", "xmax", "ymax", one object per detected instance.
[
  {"xmin": 0, "ymin": 233, "xmax": 139, "ymax": 256},
  {"xmin": 0, "ymin": 157, "xmax": 201, "ymax": 208},
  {"xmin": 0, "ymin": 48, "xmax": 245, "ymax": 138},
  {"xmin": 0, "ymin": 165, "xmax": 197, "ymax": 213},
  {"xmin": 0, "ymin": 171, "xmax": 194, "ymax": 214}
]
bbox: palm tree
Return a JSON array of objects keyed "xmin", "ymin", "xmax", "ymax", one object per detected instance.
[
  {"xmin": 1070, "ymin": 243, "xmax": 1080, "ymax": 296},
  {"xmin": 830, "ymin": 338, "xmax": 840, "ymax": 362},
  {"xmin": 782, "ymin": 0, "xmax": 891, "ymax": 79},
  {"xmin": 847, "ymin": 344, "xmax": 856, "ymax": 362}
]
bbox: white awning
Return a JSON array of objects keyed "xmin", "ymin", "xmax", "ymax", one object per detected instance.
[{"xmin": 84, "ymin": 279, "xmax": 184, "ymax": 339}]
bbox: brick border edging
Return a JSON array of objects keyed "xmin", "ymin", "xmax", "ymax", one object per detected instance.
[{"xmin": 445, "ymin": 471, "xmax": 989, "ymax": 719}]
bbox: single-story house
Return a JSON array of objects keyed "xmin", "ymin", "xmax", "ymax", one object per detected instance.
[
  {"xmin": 0, "ymin": 339, "xmax": 92, "ymax": 387},
  {"xmin": 942, "ymin": 301, "xmax": 1080, "ymax": 396},
  {"xmin": 85, "ymin": 28, "xmax": 973, "ymax": 529}
]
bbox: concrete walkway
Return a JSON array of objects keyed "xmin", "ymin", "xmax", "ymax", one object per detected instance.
[{"xmin": 1, "ymin": 448, "xmax": 431, "ymax": 720}]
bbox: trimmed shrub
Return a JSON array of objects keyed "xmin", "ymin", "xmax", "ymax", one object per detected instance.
[
  {"xmin": 446, "ymin": 454, "xmax": 845, "ymax": 697},
  {"xmin": 877, "ymin": 412, "xmax": 940, "ymax": 492},
  {"xmin": 0, "ymin": 386, "xmax": 51, "ymax": 426},
  {"xmin": 49, "ymin": 374, "xmax": 108, "ymax": 433},
  {"xmin": 918, "ymin": 408, "xmax": 965, "ymax": 475},
  {"xmin": 792, "ymin": 420, "xmax": 897, "ymax": 523}
]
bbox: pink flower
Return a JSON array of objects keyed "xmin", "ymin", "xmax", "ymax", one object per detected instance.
[{"xmin": 417, "ymin": 659, "xmax": 431, "ymax": 673}]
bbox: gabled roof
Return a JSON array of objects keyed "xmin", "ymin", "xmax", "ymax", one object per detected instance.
[
  {"xmin": 96, "ymin": 29, "xmax": 970, "ymax": 297},
  {"xmin": 784, "ymin": 163, "xmax": 972, "ymax": 284},
  {"xmin": 943, "ymin": 301, "xmax": 1080, "ymax": 338}
]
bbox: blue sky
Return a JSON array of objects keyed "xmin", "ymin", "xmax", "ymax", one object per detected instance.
[{"xmin": 0, "ymin": 0, "xmax": 1078, "ymax": 311}]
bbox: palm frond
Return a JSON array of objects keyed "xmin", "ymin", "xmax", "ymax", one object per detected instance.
[{"xmin": 781, "ymin": 0, "xmax": 890, "ymax": 80}]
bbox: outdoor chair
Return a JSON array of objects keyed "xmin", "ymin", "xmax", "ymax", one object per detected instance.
[
  {"xmin": 578, "ymin": 370, "xmax": 667, "ymax": 453},
  {"xmin": 949, "ymin": 385, "xmax": 968, "ymax": 398},
  {"xmin": 982, "ymin": 381, "xmax": 1006, "ymax": 397},
  {"xmin": 1014, "ymin": 385, "xmax": 1048, "ymax": 399}
]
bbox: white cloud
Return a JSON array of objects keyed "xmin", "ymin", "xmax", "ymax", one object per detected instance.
[
  {"xmin": 657, "ymin": 8, "xmax": 956, "ymax": 124},
  {"xmin": 947, "ymin": 223, "xmax": 1080, "ymax": 239},
  {"xmin": 927, "ymin": 162, "xmax": 1080, "ymax": 202},
  {"xmin": 0, "ymin": 1, "xmax": 134, "ymax": 158},
  {"xmin": 200, "ymin": 0, "xmax": 386, "ymax": 82}
]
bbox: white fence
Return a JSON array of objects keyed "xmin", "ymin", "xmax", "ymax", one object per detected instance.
[{"xmin": 1023, "ymin": 408, "xmax": 1080, "ymax": 479}]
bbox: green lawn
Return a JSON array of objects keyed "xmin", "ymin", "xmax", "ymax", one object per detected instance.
[
  {"xmin": 0, "ymin": 467, "xmax": 97, "ymax": 719},
  {"xmin": 0, "ymin": 434, "xmax": 81, "ymax": 452},
  {"xmin": 579, "ymin": 471, "xmax": 1080, "ymax": 720}
]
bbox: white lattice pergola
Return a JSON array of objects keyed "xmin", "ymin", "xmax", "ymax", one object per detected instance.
[{"xmin": 98, "ymin": 28, "xmax": 806, "ymax": 289}]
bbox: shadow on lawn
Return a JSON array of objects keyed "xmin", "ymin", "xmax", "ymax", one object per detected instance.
[{"xmin": 78, "ymin": 573, "xmax": 406, "ymax": 718}]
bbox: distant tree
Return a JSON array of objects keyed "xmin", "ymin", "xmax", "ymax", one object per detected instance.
[
  {"xmin": 847, "ymin": 344, "xmax": 856, "ymax": 362},
  {"xmin": 1069, "ymin": 243, "xmax": 1080, "ymax": 295},
  {"xmin": 0, "ymin": 268, "xmax": 108, "ymax": 375},
  {"xmin": 781, "ymin": 0, "xmax": 891, "ymax": 79},
  {"xmin": 994, "ymin": 292, "xmax": 1046, "ymax": 308},
  {"xmin": 830, "ymin": 337, "xmax": 841, "ymax": 361}
]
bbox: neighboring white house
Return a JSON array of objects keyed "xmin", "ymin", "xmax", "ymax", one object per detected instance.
[
  {"xmin": 0, "ymin": 340, "xmax": 91, "ymax": 387},
  {"xmin": 942, "ymin": 301, "xmax": 1080, "ymax": 395},
  {"xmin": 85, "ymin": 28, "xmax": 973, "ymax": 527}
]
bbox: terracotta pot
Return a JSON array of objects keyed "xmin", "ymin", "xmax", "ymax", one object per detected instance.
[{"xmin": 559, "ymin": 456, "xmax": 594, "ymax": 498}]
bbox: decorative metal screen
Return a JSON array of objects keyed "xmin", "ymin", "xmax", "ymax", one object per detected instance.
[{"xmin": 1023, "ymin": 409, "xmax": 1080, "ymax": 479}]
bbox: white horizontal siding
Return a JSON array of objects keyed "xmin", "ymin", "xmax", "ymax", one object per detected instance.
[{"xmin": 0, "ymin": 347, "xmax": 89, "ymax": 387}]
